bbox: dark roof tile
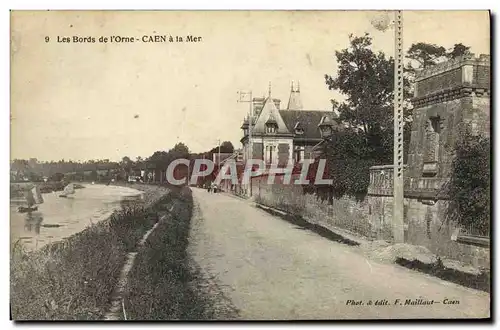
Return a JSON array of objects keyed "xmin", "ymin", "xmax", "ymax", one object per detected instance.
[{"xmin": 279, "ymin": 110, "xmax": 338, "ymax": 139}]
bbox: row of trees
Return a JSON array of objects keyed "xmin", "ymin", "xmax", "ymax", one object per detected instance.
[
  {"xmin": 10, "ymin": 158, "xmax": 121, "ymax": 179},
  {"xmin": 11, "ymin": 141, "xmax": 236, "ymax": 183}
]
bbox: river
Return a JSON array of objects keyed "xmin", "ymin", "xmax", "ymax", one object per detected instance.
[{"xmin": 10, "ymin": 184, "xmax": 144, "ymax": 251}]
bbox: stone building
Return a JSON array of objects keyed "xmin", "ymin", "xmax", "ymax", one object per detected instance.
[
  {"xmin": 367, "ymin": 54, "xmax": 490, "ymax": 267},
  {"xmin": 240, "ymin": 82, "xmax": 338, "ymax": 167}
]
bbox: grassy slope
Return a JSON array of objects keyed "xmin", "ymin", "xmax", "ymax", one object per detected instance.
[
  {"xmin": 10, "ymin": 201, "xmax": 160, "ymax": 320},
  {"xmin": 124, "ymin": 187, "xmax": 215, "ymax": 320}
]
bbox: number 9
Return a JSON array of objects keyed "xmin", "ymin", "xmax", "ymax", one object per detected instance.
[{"xmin": 45, "ymin": 36, "xmax": 49, "ymax": 43}]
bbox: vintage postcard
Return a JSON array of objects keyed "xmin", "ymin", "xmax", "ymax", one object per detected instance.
[{"xmin": 10, "ymin": 10, "xmax": 490, "ymax": 320}]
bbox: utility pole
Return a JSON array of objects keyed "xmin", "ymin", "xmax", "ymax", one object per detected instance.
[
  {"xmin": 218, "ymin": 139, "xmax": 221, "ymax": 173},
  {"xmin": 237, "ymin": 90, "xmax": 253, "ymax": 197},
  {"xmin": 249, "ymin": 91, "xmax": 253, "ymax": 166},
  {"xmin": 393, "ymin": 10, "xmax": 405, "ymax": 243}
]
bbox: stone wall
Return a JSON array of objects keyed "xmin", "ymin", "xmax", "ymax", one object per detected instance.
[
  {"xmin": 248, "ymin": 167, "xmax": 489, "ymax": 268},
  {"xmin": 251, "ymin": 173, "xmax": 373, "ymax": 239},
  {"xmin": 405, "ymin": 198, "xmax": 489, "ymax": 268},
  {"xmin": 368, "ymin": 166, "xmax": 489, "ymax": 268}
]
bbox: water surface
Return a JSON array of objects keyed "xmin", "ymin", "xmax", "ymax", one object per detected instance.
[{"xmin": 10, "ymin": 184, "xmax": 144, "ymax": 251}]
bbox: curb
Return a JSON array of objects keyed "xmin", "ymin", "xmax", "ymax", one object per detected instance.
[
  {"xmin": 395, "ymin": 257, "xmax": 490, "ymax": 293},
  {"xmin": 253, "ymin": 203, "xmax": 361, "ymax": 247},
  {"xmin": 219, "ymin": 190, "xmax": 250, "ymax": 202},
  {"xmin": 254, "ymin": 202, "xmax": 490, "ymax": 292}
]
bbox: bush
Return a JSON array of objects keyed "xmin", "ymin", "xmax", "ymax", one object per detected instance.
[
  {"xmin": 305, "ymin": 129, "xmax": 390, "ymax": 200},
  {"xmin": 447, "ymin": 131, "xmax": 490, "ymax": 236}
]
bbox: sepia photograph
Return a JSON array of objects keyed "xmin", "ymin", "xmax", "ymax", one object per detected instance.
[{"xmin": 9, "ymin": 10, "xmax": 491, "ymax": 321}]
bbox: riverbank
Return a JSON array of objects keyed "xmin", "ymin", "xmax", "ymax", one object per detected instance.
[
  {"xmin": 10, "ymin": 184, "xmax": 170, "ymax": 320},
  {"xmin": 111, "ymin": 183, "xmax": 170, "ymax": 208},
  {"xmin": 10, "ymin": 184, "xmax": 148, "ymax": 252},
  {"xmin": 10, "ymin": 181, "xmax": 85, "ymax": 198}
]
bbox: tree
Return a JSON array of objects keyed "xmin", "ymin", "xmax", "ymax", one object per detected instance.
[
  {"xmin": 447, "ymin": 131, "xmax": 490, "ymax": 236},
  {"xmin": 406, "ymin": 42, "xmax": 447, "ymax": 69},
  {"xmin": 148, "ymin": 151, "xmax": 170, "ymax": 170},
  {"xmin": 406, "ymin": 42, "xmax": 471, "ymax": 72},
  {"xmin": 220, "ymin": 141, "xmax": 235, "ymax": 153},
  {"xmin": 120, "ymin": 156, "xmax": 134, "ymax": 174},
  {"xmin": 446, "ymin": 43, "xmax": 472, "ymax": 60},
  {"xmin": 324, "ymin": 33, "xmax": 411, "ymax": 164},
  {"xmin": 11, "ymin": 159, "xmax": 29, "ymax": 172},
  {"xmin": 320, "ymin": 33, "xmax": 419, "ymax": 197},
  {"xmin": 170, "ymin": 142, "xmax": 190, "ymax": 158},
  {"xmin": 121, "ymin": 156, "xmax": 132, "ymax": 165}
]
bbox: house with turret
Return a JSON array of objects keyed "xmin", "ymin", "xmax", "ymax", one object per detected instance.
[{"xmin": 240, "ymin": 82, "xmax": 339, "ymax": 167}]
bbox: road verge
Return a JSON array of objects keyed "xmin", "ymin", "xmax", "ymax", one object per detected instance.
[
  {"xmin": 253, "ymin": 201, "xmax": 490, "ymax": 293},
  {"xmin": 122, "ymin": 186, "xmax": 216, "ymax": 320}
]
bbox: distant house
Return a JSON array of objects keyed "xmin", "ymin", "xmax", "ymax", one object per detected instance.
[{"xmin": 240, "ymin": 82, "xmax": 339, "ymax": 167}]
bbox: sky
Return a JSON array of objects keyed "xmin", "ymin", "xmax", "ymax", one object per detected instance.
[{"xmin": 10, "ymin": 10, "xmax": 490, "ymax": 162}]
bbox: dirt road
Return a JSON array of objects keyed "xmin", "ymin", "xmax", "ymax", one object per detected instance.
[{"xmin": 188, "ymin": 188, "xmax": 490, "ymax": 320}]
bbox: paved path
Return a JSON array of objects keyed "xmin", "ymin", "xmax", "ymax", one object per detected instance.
[{"xmin": 188, "ymin": 188, "xmax": 490, "ymax": 320}]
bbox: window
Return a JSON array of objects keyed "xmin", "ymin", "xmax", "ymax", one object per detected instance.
[
  {"xmin": 265, "ymin": 145, "xmax": 276, "ymax": 164},
  {"xmin": 294, "ymin": 146, "xmax": 305, "ymax": 163},
  {"xmin": 265, "ymin": 116, "xmax": 278, "ymax": 134},
  {"xmin": 423, "ymin": 116, "xmax": 442, "ymax": 176},
  {"xmin": 266, "ymin": 125, "xmax": 277, "ymax": 134},
  {"xmin": 294, "ymin": 122, "xmax": 304, "ymax": 135},
  {"xmin": 426, "ymin": 117, "xmax": 441, "ymax": 162}
]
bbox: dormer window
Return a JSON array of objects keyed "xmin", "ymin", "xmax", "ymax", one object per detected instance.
[
  {"xmin": 318, "ymin": 115, "xmax": 334, "ymax": 138},
  {"xmin": 265, "ymin": 115, "xmax": 278, "ymax": 134},
  {"xmin": 294, "ymin": 122, "xmax": 304, "ymax": 135},
  {"xmin": 266, "ymin": 125, "xmax": 276, "ymax": 134}
]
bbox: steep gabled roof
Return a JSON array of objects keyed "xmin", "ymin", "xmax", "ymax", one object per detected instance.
[
  {"xmin": 252, "ymin": 96, "xmax": 292, "ymax": 135},
  {"xmin": 279, "ymin": 110, "xmax": 338, "ymax": 140},
  {"xmin": 265, "ymin": 113, "xmax": 278, "ymax": 125}
]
